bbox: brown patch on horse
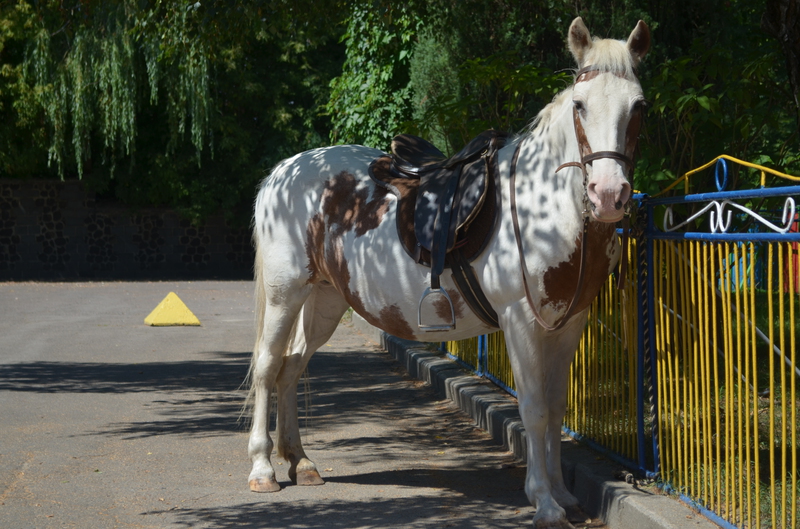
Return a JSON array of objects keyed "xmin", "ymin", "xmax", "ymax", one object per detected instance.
[
  {"xmin": 320, "ymin": 171, "xmax": 390, "ymax": 238},
  {"xmin": 542, "ymin": 221, "xmax": 617, "ymax": 312},
  {"xmin": 304, "ymin": 183, "xmax": 416, "ymax": 339},
  {"xmin": 344, "ymin": 302, "xmax": 415, "ymax": 341},
  {"xmin": 432, "ymin": 289, "xmax": 465, "ymax": 321},
  {"xmin": 305, "ymin": 213, "xmax": 326, "ymax": 284},
  {"xmin": 304, "ymin": 171, "xmax": 391, "ymax": 285},
  {"xmin": 376, "ymin": 305, "xmax": 415, "ymax": 341}
]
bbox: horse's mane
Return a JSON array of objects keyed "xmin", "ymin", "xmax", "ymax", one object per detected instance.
[{"xmin": 521, "ymin": 37, "xmax": 638, "ymax": 139}]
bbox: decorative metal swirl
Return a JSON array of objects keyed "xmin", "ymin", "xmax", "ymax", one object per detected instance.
[{"xmin": 663, "ymin": 196, "xmax": 796, "ymax": 234}]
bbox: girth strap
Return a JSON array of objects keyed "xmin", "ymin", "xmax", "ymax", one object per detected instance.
[{"xmin": 449, "ymin": 248, "xmax": 499, "ymax": 328}]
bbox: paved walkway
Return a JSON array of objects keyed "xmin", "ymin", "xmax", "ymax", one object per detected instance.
[{"xmin": 0, "ymin": 281, "xmax": 574, "ymax": 528}]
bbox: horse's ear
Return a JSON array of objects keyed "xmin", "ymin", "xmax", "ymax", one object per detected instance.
[
  {"xmin": 627, "ymin": 20, "xmax": 651, "ymax": 65},
  {"xmin": 568, "ymin": 17, "xmax": 593, "ymax": 67}
]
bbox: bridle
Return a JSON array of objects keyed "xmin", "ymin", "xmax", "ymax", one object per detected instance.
[{"xmin": 509, "ymin": 65, "xmax": 644, "ymax": 331}]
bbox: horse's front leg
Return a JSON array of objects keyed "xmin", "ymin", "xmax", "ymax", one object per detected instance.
[
  {"xmin": 502, "ymin": 305, "xmax": 575, "ymax": 529},
  {"xmin": 542, "ymin": 311, "xmax": 589, "ymax": 512}
]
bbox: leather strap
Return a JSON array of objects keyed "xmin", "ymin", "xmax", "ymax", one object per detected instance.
[
  {"xmin": 450, "ymin": 248, "xmax": 500, "ymax": 328},
  {"xmin": 510, "ymin": 142, "xmax": 589, "ymax": 331},
  {"xmin": 429, "ymin": 164, "xmax": 463, "ymax": 288}
]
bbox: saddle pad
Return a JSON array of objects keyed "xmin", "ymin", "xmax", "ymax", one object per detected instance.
[
  {"xmin": 414, "ymin": 156, "xmax": 489, "ymax": 254},
  {"xmin": 368, "ymin": 153, "xmax": 499, "ymax": 268}
]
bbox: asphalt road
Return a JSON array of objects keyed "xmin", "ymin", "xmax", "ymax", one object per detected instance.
[{"xmin": 0, "ymin": 281, "xmax": 552, "ymax": 529}]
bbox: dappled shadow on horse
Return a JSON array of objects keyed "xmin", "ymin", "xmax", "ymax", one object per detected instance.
[{"xmin": 246, "ymin": 17, "xmax": 650, "ymax": 529}]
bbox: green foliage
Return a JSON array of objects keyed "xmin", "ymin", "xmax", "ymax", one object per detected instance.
[
  {"xmin": 637, "ymin": 3, "xmax": 800, "ymax": 194},
  {"xmin": 0, "ymin": 0, "xmax": 345, "ymax": 223},
  {"xmin": 1, "ymin": 0, "xmax": 799, "ymax": 223},
  {"xmin": 406, "ymin": 0, "xmax": 574, "ymax": 153},
  {"xmin": 408, "ymin": 49, "xmax": 571, "ymax": 154},
  {"xmin": 399, "ymin": 0, "xmax": 800, "ymax": 192},
  {"xmin": 327, "ymin": 1, "xmax": 422, "ymax": 150}
]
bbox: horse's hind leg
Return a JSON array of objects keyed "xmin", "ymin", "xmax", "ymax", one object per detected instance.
[
  {"xmin": 275, "ymin": 283, "xmax": 350, "ymax": 486},
  {"xmin": 248, "ymin": 279, "xmax": 312, "ymax": 493}
]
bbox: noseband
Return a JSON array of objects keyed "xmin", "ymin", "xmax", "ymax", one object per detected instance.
[{"xmin": 509, "ymin": 65, "xmax": 643, "ymax": 331}]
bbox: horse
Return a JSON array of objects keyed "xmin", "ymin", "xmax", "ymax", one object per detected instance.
[{"xmin": 246, "ymin": 17, "xmax": 650, "ymax": 529}]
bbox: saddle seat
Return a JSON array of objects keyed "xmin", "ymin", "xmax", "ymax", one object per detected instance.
[{"xmin": 368, "ymin": 130, "xmax": 506, "ymax": 330}]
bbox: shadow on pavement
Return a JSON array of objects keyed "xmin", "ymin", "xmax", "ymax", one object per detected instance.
[{"xmin": 144, "ymin": 486, "xmax": 530, "ymax": 529}]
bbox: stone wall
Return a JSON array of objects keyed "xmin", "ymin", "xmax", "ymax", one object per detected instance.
[{"xmin": 0, "ymin": 180, "xmax": 254, "ymax": 281}]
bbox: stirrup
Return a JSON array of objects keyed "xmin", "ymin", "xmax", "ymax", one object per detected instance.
[{"xmin": 417, "ymin": 286, "xmax": 456, "ymax": 332}]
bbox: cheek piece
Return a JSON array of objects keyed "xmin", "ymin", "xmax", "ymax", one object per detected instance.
[{"xmin": 556, "ymin": 65, "xmax": 643, "ymax": 217}]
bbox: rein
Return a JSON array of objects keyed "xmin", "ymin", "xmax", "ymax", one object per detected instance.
[{"xmin": 509, "ymin": 65, "xmax": 641, "ymax": 331}]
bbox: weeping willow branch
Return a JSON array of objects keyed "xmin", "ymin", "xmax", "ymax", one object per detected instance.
[{"xmin": 18, "ymin": 0, "xmax": 213, "ymax": 178}]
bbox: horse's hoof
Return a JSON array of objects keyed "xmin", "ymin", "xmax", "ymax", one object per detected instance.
[
  {"xmin": 563, "ymin": 505, "xmax": 590, "ymax": 523},
  {"xmin": 292, "ymin": 468, "xmax": 325, "ymax": 486},
  {"xmin": 533, "ymin": 514, "xmax": 575, "ymax": 529},
  {"xmin": 533, "ymin": 521, "xmax": 575, "ymax": 529},
  {"xmin": 249, "ymin": 476, "xmax": 281, "ymax": 492}
]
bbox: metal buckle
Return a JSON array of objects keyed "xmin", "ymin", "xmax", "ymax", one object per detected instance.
[{"xmin": 417, "ymin": 286, "xmax": 456, "ymax": 332}]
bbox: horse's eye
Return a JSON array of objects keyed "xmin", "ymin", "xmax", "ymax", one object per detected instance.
[{"xmin": 573, "ymin": 100, "xmax": 586, "ymax": 113}]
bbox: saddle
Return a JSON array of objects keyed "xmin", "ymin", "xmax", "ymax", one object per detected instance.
[{"xmin": 368, "ymin": 130, "xmax": 506, "ymax": 331}]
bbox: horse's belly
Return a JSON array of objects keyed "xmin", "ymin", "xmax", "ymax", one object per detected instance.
[{"xmin": 333, "ymin": 218, "xmax": 494, "ymax": 342}]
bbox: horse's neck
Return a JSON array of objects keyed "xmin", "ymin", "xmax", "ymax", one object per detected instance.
[
  {"xmin": 517, "ymin": 95, "xmax": 584, "ymax": 224},
  {"xmin": 524, "ymin": 95, "xmax": 579, "ymax": 180}
]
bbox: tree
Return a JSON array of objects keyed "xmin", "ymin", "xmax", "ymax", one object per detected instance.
[
  {"xmin": 763, "ymin": 0, "xmax": 800, "ymax": 128},
  {"xmin": 327, "ymin": 1, "xmax": 421, "ymax": 150},
  {"xmin": 0, "ymin": 0, "xmax": 346, "ymax": 223}
]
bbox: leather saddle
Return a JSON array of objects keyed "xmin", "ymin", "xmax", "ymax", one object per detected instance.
[{"xmin": 368, "ymin": 130, "xmax": 506, "ymax": 330}]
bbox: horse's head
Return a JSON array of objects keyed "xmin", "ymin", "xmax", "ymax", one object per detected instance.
[{"xmin": 565, "ymin": 17, "xmax": 650, "ymax": 223}]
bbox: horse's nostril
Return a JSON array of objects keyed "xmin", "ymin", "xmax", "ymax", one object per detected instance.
[{"xmin": 615, "ymin": 200, "xmax": 623, "ymax": 210}]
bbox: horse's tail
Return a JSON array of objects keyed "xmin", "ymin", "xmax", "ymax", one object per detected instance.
[{"xmin": 240, "ymin": 223, "xmax": 267, "ymax": 422}]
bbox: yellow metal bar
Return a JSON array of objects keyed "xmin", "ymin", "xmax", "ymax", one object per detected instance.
[
  {"xmin": 679, "ymin": 242, "xmax": 691, "ymax": 491},
  {"xmin": 711, "ymin": 243, "xmax": 735, "ymax": 513},
  {"xmin": 692, "ymin": 241, "xmax": 701, "ymax": 502},
  {"xmin": 750, "ymin": 243, "xmax": 761, "ymax": 529},
  {"xmin": 690, "ymin": 241, "xmax": 699, "ymax": 496},
  {"xmin": 707, "ymin": 242, "xmax": 721, "ymax": 510},
  {"xmin": 665, "ymin": 240, "xmax": 678, "ymax": 488},
  {"xmin": 733, "ymin": 242, "xmax": 747, "ymax": 527},
  {"xmin": 778, "ymin": 243, "xmax": 787, "ymax": 529},
  {"xmin": 768, "ymin": 245, "xmax": 777, "ymax": 525},
  {"xmin": 790, "ymin": 240, "xmax": 797, "ymax": 529},
  {"xmin": 655, "ymin": 240, "xmax": 669, "ymax": 479},
  {"xmin": 652, "ymin": 154, "xmax": 800, "ymax": 198}
]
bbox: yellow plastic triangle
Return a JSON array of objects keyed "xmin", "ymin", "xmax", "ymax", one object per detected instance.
[{"xmin": 144, "ymin": 292, "xmax": 201, "ymax": 326}]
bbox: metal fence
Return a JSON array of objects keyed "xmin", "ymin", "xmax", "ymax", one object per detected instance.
[{"xmin": 443, "ymin": 156, "xmax": 800, "ymax": 528}]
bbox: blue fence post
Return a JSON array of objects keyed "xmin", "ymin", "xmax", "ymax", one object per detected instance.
[
  {"xmin": 477, "ymin": 334, "xmax": 487, "ymax": 377},
  {"xmin": 634, "ymin": 195, "xmax": 661, "ymax": 478},
  {"xmin": 635, "ymin": 199, "xmax": 649, "ymax": 473},
  {"xmin": 644, "ymin": 198, "xmax": 661, "ymax": 476}
]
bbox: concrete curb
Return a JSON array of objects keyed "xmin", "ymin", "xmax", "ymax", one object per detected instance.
[{"xmin": 352, "ymin": 315, "xmax": 718, "ymax": 529}]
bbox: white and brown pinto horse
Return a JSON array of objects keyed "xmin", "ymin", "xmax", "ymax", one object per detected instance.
[{"xmin": 247, "ymin": 18, "xmax": 650, "ymax": 529}]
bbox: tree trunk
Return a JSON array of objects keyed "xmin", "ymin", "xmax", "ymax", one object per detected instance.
[{"xmin": 763, "ymin": 0, "xmax": 800, "ymax": 130}]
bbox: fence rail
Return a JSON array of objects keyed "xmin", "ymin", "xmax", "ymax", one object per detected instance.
[{"xmin": 443, "ymin": 156, "xmax": 800, "ymax": 529}]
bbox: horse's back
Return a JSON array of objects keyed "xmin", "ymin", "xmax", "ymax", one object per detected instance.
[
  {"xmin": 253, "ymin": 144, "xmax": 390, "ymax": 285},
  {"xmin": 255, "ymin": 144, "xmax": 383, "ymax": 239}
]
